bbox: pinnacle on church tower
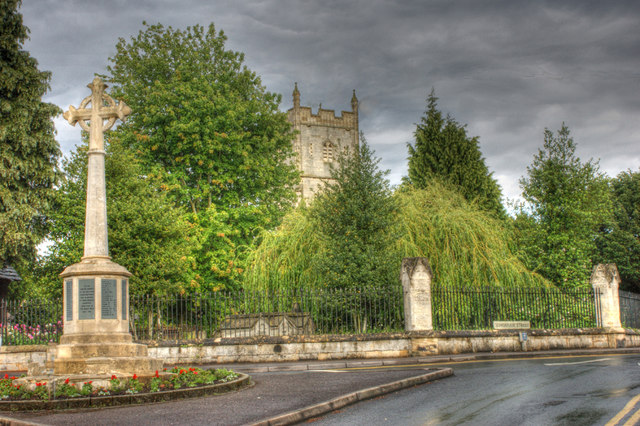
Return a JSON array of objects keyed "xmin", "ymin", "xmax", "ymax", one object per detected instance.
[
  {"xmin": 293, "ymin": 82, "xmax": 300, "ymax": 109},
  {"xmin": 351, "ymin": 89, "xmax": 358, "ymax": 112}
]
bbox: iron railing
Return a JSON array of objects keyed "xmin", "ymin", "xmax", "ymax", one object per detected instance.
[
  {"xmin": 129, "ymin": 286, "xmax": 405, "ymax": 341},
  {"xmin": 432, "ymin": 287, "xmax": 599, "ymax": 330},
  {"xmin": 619, "ymin": 290, "xmax": 640, "ymax": 329},
  {"xmin": 2, "ymin": 285, "xmax": 637, "ymax": 345},
  {"xmin": 0, "ymin": 299, "xmax": 63, "ymax": 345}
]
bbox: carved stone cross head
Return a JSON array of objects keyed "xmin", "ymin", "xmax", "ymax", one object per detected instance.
[{"xmin": 62, "ymin": 77, "xmax": 131, "ymax": 151}]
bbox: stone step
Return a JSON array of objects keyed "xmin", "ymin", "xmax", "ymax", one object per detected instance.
[
  {"xmin": 53, "ymin": 356, "xmax": 163, "ymax": 376},
  {"xmin": 54, "ymin": 342, "xmax": 149, "ymax": 359},
  {"xmin": 60, "ymin": 333, "xmax": 133, "ymax": 345}
]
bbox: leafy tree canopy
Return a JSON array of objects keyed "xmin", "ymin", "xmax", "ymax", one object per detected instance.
[
  {"xmin": 406, "ymin": 90, "xmax": 505, "ymax": 218},
  {"xmin": 595, "ymin": 169, "xmax": 640, "ymax": 291},
  {"xmin": 0, "ymin": 0, "xmax": 60, "ymax": 267},
  {"xmin": 35, "ymin": 134, "xmax": 194, "ymax": 298},
  {"xmin": 515, "ymin": 124, "xmax": 612, "ymax": 288},
  {"xmin": 102, "ymin": 22, "xmax": 299, "ymax": 291},
  {"xmin": 103, "ymin": 22, "xmax": 298, "ymax": 222}
]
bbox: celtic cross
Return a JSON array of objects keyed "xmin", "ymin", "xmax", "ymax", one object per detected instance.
[
  {"xmin": 63, "ymin": 77, "xmax": 131, "ymax": 151},
  {"xmin": 62, "ymin": 77, "xmax": 131, "ymax": 259}
]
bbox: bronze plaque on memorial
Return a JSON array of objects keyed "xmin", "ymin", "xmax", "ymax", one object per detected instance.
[
  {"xmin": 121, "ymin": 279, "xmax": 127, "ymax": 320},
  {"xmin": 78, "ymin": 279, "xmax": 95, "ymax": 320},
  {"xmin": 65, "ymin": 280, "xmax": 73, "ymax": 321},
  {"xmin": 101, "ymin": 279, "xmax": 117, "ymax": 319}
]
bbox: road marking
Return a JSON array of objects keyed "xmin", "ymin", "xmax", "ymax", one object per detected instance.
[
  {"xmin": 606, "ymin": 393, "xmax": 640, "ymax": 426},
  {"xmin": 332, "ymin": 355, "xmax": 632, "ymax": 371},
  {"xmin": 624, "ymin": 407, "xmax": 640, "ymax": 426},
  {"xmin": 311, "ymin": 370, "xmax": 349, "ymax": 373},
  {"xmin": 544, "ymin": 358, "xmax": 610, "ymax": 366}
]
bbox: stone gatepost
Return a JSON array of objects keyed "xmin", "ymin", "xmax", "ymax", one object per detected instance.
[
  {"xmin": 401, "ymin": 257, "xmax": 434, "ymax": 331},
  {"xmin": 52, "ymin": 77, "xmax": 162, "ymax": 377},
  {"xmin": 401, "ymin": 258, "xmax": 437, "ymax": 355},
  {"xmin": 591, "ymin": 264, "xmax": 622, "ymax": 329}
]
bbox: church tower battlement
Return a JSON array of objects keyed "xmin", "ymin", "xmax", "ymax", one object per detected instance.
[{"xmin": 287, "ymin": 83, "xmax": 359, "ymax": 201}]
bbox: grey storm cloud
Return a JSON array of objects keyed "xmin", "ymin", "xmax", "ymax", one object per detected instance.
[{"xmin": 18, "ymin": 0, "xmax": 640, "ymax": 202}]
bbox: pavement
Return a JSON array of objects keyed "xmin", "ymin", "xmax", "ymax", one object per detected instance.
[{"xmin": 1, "ymin": 347, "xmax": 639, "ymax": 426}]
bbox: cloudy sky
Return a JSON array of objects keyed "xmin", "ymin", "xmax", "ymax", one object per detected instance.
[{"xmin": 19, "ymin": 0, "xmax": 640, "ymax": 202}]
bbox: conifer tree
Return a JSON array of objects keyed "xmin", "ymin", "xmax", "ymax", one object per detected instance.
[
  {"xmin": 406, "ymin": 90, "xmax": 505, "ymax": 217},
  {"xmin": 311, "ymin": 135, "xmax": 398, "ymax": 291},
  {"xmin": 515, "ymin": 124, "xmax": 611, "ymax": 288},
  {"xmin": 0, "ymin": 0, "xmax": 61, "ymax": 267}
]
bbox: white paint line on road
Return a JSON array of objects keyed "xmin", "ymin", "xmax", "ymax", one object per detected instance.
[
  {"xmin": 544, "ymin": 358, "xmax": 611, "ymax": 366},
  {"xmin": 310, "ymin": 369, "xmax": 349, "ymax": 373}
]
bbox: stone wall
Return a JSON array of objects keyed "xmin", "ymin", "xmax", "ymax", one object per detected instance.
[
  {"xmin": 2, "ymin": 329, "xmax": 639, "ymax": 369},
  {"xmin": 0, "ymin": 345, "xmax": 47, "ymax": 372}
]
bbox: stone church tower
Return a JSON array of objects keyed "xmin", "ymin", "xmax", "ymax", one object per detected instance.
[{"xmin": 287, "ymin": 83, "xmax": 359, "ymax": 201}]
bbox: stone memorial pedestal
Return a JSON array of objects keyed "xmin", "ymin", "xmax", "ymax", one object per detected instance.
[
  {"xmin": 54, "ymin": 258, "xmax": 161, "ymax": 376},
  {"xmin": 40, "ymin": 77, "xmax": 162, "ymax": 380}
]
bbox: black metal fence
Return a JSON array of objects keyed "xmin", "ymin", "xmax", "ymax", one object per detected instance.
[
  {"xmin": 129, "ymin": 286, "xmax": 405, "ymax": 341},
  {"xmin": 0, "ymin": 299, "xmax": 63, "ymax": 345},
  {"xmin": 432, "ymin": 287, "xmax": 600, "ymax": 330},
  {"xmin": 3, "ymin": 285, "xmax": 640, "ymax": 346},
  {"xmin": 619, "ymin": 290, "xmax": 640, "ymax": 329}
]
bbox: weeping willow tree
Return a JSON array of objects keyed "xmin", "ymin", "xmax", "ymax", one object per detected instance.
[
  {"xmin": 395, "ymin": 182, "xmax": 549, "ymax": 289},
  {"xmin": 243, "ymin": 207, "xmax": 323, "ymax": 294},
  {"xmin": 243, "ymin": 181, "xmax": 556, "ymax": 331},
  {"xmin": 244, "ymin": 181, "xmax": 548, "ymax": 292}
]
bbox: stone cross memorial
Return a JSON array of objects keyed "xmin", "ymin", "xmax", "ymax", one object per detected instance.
[{"xmin": 54, "ymin": 77, "xmax": 161, "ymax": 377}]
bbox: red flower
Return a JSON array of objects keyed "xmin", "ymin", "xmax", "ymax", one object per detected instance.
[
  {"xmin": 10, "ymin": 376, "xmax": 15, "ymax": 380},
  {"xmin": 65, "ymin": 378, "xmax": 70, "ymax": 384},
  {"xmin": 132, "ymin": 374, "xmax": 138, "ymax": 380},
  {"xmin": 111, "ymin": 375, "xmax": 117, "ymax": 380},
  {"xmin": 194, "ymin": 371, "xmax": 198, "ymax": 375},
  {"xmin": 154, "ymin": 370, "xmax": 159, "ymax": 378},
  {"xmin": 3, "ymin": 374, "xmax": 7, "ymax": 379},
  {"xmin": 163, "ymin": 368, "xmax": 167, "ymax": 371}
]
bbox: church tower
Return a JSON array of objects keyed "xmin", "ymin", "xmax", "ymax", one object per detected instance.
[{"xmin": 287, "ymin": 83, "xmax": 359, "ymax": 201}]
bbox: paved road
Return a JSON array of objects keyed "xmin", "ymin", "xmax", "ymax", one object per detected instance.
[
  {"xmin": 313, "ymin": 354, "xmax": 640, "ymax": 425},
  {"xmin": 4, "ymin": 367, "xmax": 437, "ymax": 425}
]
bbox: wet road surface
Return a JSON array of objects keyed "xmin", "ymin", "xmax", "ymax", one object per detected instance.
[{"xmin": 313, "ymin": 354, "xmax": 640, "ymax": 425}]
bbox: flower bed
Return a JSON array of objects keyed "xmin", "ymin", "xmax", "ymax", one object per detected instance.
[{"xmin": 0, "ymin": 367, "xmax": 249, "ymax": 410}]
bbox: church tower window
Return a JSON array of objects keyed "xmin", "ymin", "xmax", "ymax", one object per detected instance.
[{"xmin": 323, "ymin": 141, "xmax": 334, "ymax": 162}]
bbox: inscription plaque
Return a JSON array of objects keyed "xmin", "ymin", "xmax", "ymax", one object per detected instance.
[
  {"xmin": 65, "ymin": 280, "xmax": 73, "ymax": 321},
  {"xmin": 101, "ymin": 279, "xmax": 117, "ymax": 319},
  {"xmin": 78, "ymin": 279, "xmax": 95, "ymax": 320},
  {"xmin": 121, "ymin": 279, "xmax": 127, "ymax": 320},
  {"xmin": 493, "ymin": 320, "xmax": 530, "ymax": 329}
]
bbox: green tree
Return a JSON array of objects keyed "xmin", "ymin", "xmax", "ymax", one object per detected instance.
[
  {"xmin": 0, "ymin": 0, "xmax": 60, "ymax": 268},
  {"xmin": 406, "ymin": 90, "xmax": 505, "ymax": 217},
  {"xmin": 595, "ymin": 170, "xmax": 640, "ymax": 291},
  {"xmin": 38, "ymin": 135, "xmax": 193, "ymax": 297},
  {"xmin": 310, "ymin": 135, "xmax": 398, "ymax": 291},
  {"xmin": 102, "ymin": 22, "xmax": 299, "ymax": 290},
  {"xmin": 515, "ymin": 124, "xmax": 612, "ymax": 288}
]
